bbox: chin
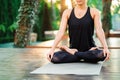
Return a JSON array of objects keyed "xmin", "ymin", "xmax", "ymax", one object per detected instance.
[
  {"xmin": 77, "ymin": 3, "xmax": 83, "ymax": 5},
  {"xmin": 76, "ymin": 1, "xmax": 83, "ymax": 5}
]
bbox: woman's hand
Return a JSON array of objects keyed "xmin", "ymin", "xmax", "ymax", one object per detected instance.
[
  {"xmin": 59, "ymin": 46, "xmax": 78, "ymax": 55},
  {"xmin": 47, "ymin": 49, "xmax": 54, "ymax": 61},
  {"xmin": 103, "ymin": 48, "xmax": 110, "ymax": 61}
]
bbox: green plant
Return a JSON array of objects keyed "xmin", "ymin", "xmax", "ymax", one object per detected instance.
[
  {"xmin": 8, "ymin": 22, "xmax": 18, "ymax": 32},
  {"xmin": 52, "ymin": 21, "xmax": 59, "ymax": 30},
  {"xmin": 0, "ymin": 24, "xmax": 6, "ymax": 33},
  {"xmin": 87, "ymin": 0, "xmax": 102, "ymax": 11}
]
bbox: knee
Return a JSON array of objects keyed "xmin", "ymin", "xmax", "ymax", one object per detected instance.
[
  {"xmin": 51, "ymin": 51, "xmax": 63, "ymax": 63},
  {"xmin": 51, "ymin": 55, "xmax": 60, "ymax": 64},
  {"xmin": 94, "ymin": 49, "xmax": 106, "ymax": 61}
]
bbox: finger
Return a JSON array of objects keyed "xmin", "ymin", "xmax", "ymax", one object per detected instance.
[
  {"xmin": 107, "ymin": 56, "xmax": 110, "ymax": 60},
  {"xmin": 105, "ymin": 56, "xmax": 109, "ymax": 61},
  {"xmin": 105, "ymin": 53, "xmax": 108, "ymax": 60},
  {"xmin": 105, "ymin": 53, "xmax": 110, "ymax": 61},
  {"xmin": 104, "ymin": 53, "xmax": 107, "ymax": 61},
  {"xmin": 47, "ymin": 55, "xmax": 50, "ymax": 61},
  {"xmin": 50, "ymin": 54, "xmax": 53, "ymax": 60},
  {"xmin": 47, "ymin": 54, "xmax": 51, "ymax": 61},
  {"xmin": 105, "ymin": 56, "xmax": 108, "ymax": 61},
  {"xmin": 107, "ymin": 53, "xmax": 110, "ymax": 60},
  {"xmin": 103, "ymin": 50, "xmax": 106, "ymax": 57}
]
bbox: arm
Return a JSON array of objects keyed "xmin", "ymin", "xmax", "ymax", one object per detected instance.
[
  {"xmin": 47, "ymin": 9, "xmax": 69, "ymax": 61},
  {"xmin": 93, "ymin": 9, "xmax": 110, "ymax": 60}
]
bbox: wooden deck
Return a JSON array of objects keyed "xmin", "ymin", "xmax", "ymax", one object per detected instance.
[{"xmin": 0, "ymin": 38, "xmax": 120, "ymax": 80}]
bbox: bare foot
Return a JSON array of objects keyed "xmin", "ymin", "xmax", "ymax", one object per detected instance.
[
  {"xmin": 89, "ymin": 47, "xmax": 99, "ymax": 51},
  {"xmin": 60, "ymin": 46, "xmax": 78, "ymax": 55}
]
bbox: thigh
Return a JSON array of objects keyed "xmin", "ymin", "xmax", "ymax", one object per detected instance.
[
  {"xmin": 51, "ymin": 51, "xmax": 80, "ymax": 63},
  {"xmin": 75, "ymin": 49, "xmax": 106, "ymax": 63}
]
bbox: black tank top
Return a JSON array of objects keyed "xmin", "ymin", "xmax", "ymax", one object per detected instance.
[{"xmin": 68, "ymin": 7, "xmax": 96, "ymax": 52}]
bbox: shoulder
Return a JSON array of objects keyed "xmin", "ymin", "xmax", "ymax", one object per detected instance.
[
  {"xmin": 62, "ymin": 9, "xmax": 72, "ymax": 19},
  {"xmin": 90, "ymin": 7, "xmax": 101, "ymax": 18},
  {"xmin": 91, "ymin": 8, "xmax": 100, "ymax": 15},
  {"xmin": 63, "ymin": 9, "xmax": 72, "ymax": 13}
]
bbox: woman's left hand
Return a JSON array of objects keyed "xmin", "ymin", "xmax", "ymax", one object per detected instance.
[{"xmin": 103, "ymin": 48, "xmax": 110, "ymax": 61}]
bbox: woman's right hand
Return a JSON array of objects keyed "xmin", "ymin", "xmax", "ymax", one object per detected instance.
[{"xmin": 47, "ymin": 49, "xmax": 54, "ymax": 61}]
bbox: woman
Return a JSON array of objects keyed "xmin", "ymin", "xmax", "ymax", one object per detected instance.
[{"xmin": 47, "ymin": 0, "xmax": 110, "ymax": 63}]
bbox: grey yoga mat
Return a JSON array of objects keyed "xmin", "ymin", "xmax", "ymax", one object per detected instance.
[{"xmin": 30, "ymin": 62, "xmax": 104, "ymax": 75}]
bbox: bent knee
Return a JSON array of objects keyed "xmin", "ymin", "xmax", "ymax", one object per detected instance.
[
  {"xmin": 51, "ymin": 51, "xmax": 64, "ymax": 63},
  {"xmin": 51, "ymin": 56, "xmax": 61, "ymax": 63}
]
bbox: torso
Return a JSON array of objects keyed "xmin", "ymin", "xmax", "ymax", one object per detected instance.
[
  {"xmin": 67, "ymin": 7, "xmax": 95, "ymax": 21},
  {"xmin": 67, "ymin": 7, "xmax": 96, "ymax": 52}
]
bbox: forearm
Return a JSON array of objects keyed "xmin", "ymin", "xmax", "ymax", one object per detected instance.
[
  {"xmin": 96, "ymin": 29, "xmax": 108, "ymax": 49},
  {"xmin": 51, "ymin": 30, "xmax": 64, "ymax": 51}
]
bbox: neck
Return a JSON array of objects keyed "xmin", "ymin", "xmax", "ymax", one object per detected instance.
[{"xmin": 76, "ymin": 4, "xmax": 87, "ymax": 9}]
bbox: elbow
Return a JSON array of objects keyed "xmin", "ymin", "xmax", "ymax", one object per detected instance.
[
  {"xmin": 56, "ymin": 30, "xmax": 65, "ymax": 37},
  {"xmin": 96, "ymin": 28, "xmax": 104, "ymax": 34}
]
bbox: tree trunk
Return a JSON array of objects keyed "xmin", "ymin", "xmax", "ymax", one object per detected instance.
[
  {"xmin": 102, "ymin": 0, "xmax": 112, "ymax": 37},
  {"xmin": 14, "ymin": 0, "xmax": 39, "ymax": 47}
]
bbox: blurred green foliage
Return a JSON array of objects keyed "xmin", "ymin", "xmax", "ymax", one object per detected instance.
[
  {"xmin": 8, "ymin": 22, "xmax": 18, "ymax": 33},
  {"xmin": 0, "ymin": 24, "xmax": 6, "ymax": 33},
  {"xmin": 0, "ymin": 22, "xmax": 18, "ymax": 43},
  {"xmin": 88, "ymin": 0, "xmax": 102, "ymax": 11},
  {"xmin": 0, "ymin": 0, "xmax": 119, "ymax": 43},
  {"xmin": 0, "ymin": 0, "xmax": 20, "ymax": 43},
  {"xmin": 33, "ymin": 0, "xmax": 60, "ymax": 41}
]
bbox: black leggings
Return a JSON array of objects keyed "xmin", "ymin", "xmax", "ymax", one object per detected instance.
[{"xmin": 51, "ymin": 49, "xmax": 106, "ymax": 63}]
